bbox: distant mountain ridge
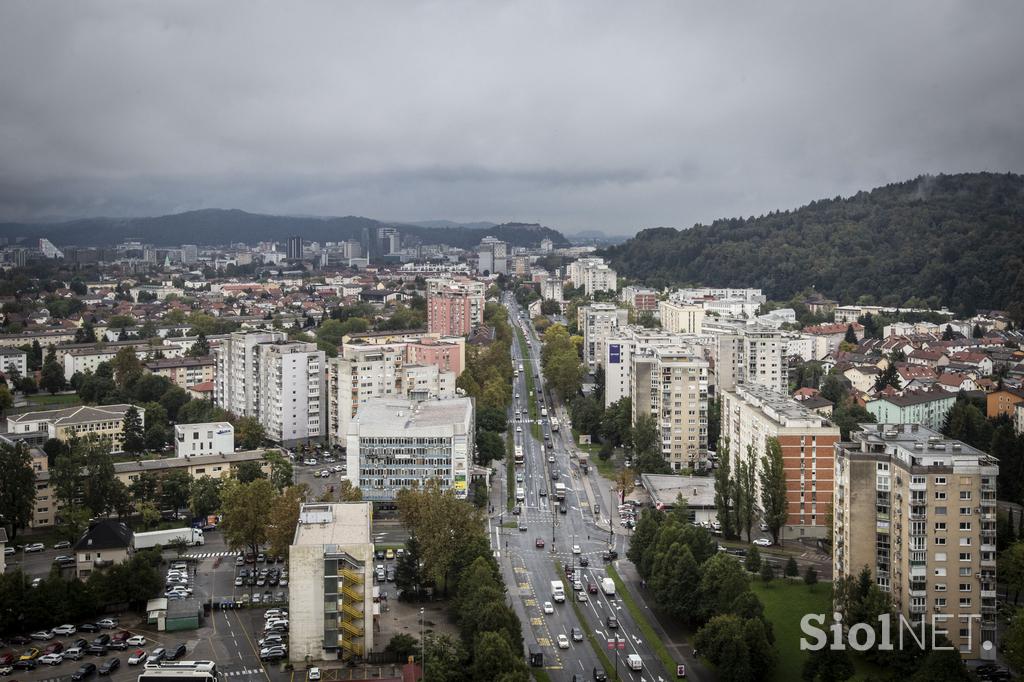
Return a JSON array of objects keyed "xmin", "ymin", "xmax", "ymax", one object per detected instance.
[
  {"xmin": 600, "ymin": 172, "xmax": 1024, "ymax": 317},
  {"xmin": 0, "ymin": 209, "xmax": 570, "ymax": 250}
]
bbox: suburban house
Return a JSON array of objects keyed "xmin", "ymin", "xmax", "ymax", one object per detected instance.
[
  {"xmin": 73, "ymin": 519, "xmax": 134, "ymax": 579},
  {"xmin": 988, "ymin": 387, "xmax": 1024, "ymax": 420},
  {"xmin": 935, "ymin": 372, "xmax": 979, "ymax": 393}
]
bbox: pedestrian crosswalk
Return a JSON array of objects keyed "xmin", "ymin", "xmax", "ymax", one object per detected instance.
[
  {"xmin": 183, "ymin": 551, "xmax": 236, "ymax": 559},
  {"xmin": 223, "ymin": 668, "xmax": 265, "ymax": 677}
]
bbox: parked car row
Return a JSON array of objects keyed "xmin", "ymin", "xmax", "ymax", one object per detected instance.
[
  {"xmin": 165, "ymin": 561, "xmax": 193, "ymax": 600},
  {"xmin": 259, "ymin": 609, "xmax": 289, "ymax": 661}
]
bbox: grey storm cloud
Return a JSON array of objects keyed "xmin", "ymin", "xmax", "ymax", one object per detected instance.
[{"xmin": 1, "ymin": 0, "xmax": 1023, "ymax": 234}]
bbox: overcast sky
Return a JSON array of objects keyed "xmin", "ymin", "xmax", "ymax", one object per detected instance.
[{"xmin": 1, "ymin": 1, "xmax": 1023, "ymax": 234}]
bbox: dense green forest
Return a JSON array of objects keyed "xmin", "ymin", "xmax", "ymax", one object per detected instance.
[
  {"xmin": 0, "ymin": 209, "xmax": 570, "ymax": 250},
  {"xmin": 601, "ymin": 173, "xmax": 1024, "ymax": 318}
]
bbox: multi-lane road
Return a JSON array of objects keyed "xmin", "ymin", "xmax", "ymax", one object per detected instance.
[{"xmin": 491, "ymin": 296, "xmax": 674, "ymax": 682}]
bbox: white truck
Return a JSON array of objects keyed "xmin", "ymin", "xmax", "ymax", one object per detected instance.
[
  {"xmin": 627, "ymin": 654, "xmax": 643, "ymax": 671},
  {"xmin": 551, "ymin": 580, "xmax": 565, "ymax": 603},
  {"xmin": 601, "ymin": 577, "xmax": 615, "ymax": 596},
  {"xmin": 133, "ymin": 527, "xmax": 205, "ymax": 550}
]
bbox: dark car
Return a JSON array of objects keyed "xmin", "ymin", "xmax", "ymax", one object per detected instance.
[
  {"xmin": 579, "ymin": 556, "xmax": 589, "ymax": 567},
  {"xmin": 602, "ymin": 550, "xmax": 618, "ymax": 561},
  {"xmin": 78, "ymin": 624, "xmax": 100, "ymax": 633},
  {"xmin": 593, "ymin": 668, "xmax": 608, "ymax": 681},
  {"xmin": 43, "ymin": 642, "xmax": 64, "ymax": 654},
  {"xmin": 587, "ymin": 582, "xmax": 598, "ymax": 594},
  {"xmin": 8, "ymin": 635, "xmax": 31, "ymax": 645},
  {"xmin": 86, "ymin": 645, "xmax": 108, "ymax": 657},
  {"xmin": 72, "ymin": 638, "xmax": 89, "ymax": 650},
  {"xmin": 109, "ymin": 639, "xmax": 129, "ymax": 651},
  {"xmin": 168, "ymin": 644, "xmax": 186, "ymax": 661},
  {"xmin": 98, "ymin": 658, "xmax": 120, "ymax": 675},
  {"xmin": 0, "ymin": 653, "xmax": 15, "ymax": 666},
  {"xmin": 71, "ymin": 662, "xmax": 97, "ymax": 680},
  {"xmin": 13, "ymin": 659, "xmax": 38, "ymax": 671},
  {"xmin": 149, "ymin": 647, "xmax": 166, "ymax": 663},
  {"xmin": 606, "ymin": 616, "xmax": 618, "ymax": 629},
  {"xmin": 91, "ymin": 635, "xmax": 110, "ymax": 647}
]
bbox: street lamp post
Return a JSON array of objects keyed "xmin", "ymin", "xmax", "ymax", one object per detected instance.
[{"xmin": 420, "ymin": 607, "xmax": 425, "ymax": 680}]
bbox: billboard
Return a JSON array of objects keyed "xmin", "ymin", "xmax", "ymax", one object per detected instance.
[{"xmin": 609, "ymin": 343, "xmax": 621, "ymax": 364}]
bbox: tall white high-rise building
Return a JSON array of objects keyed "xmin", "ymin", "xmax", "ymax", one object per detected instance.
[
  {"xmin": 181, "ymin": 244, "xmax": 199, "ymax": 264},
  {"xmin": 476, "ymin": 236, "xmax": 508, "ymax": 275},
  {"xmin": 328, "ymin": 344, "xmax": 456, "ymax": 446},
  {"xmin": 630, "ymin": 346, "xmax": 709, "ymax": 471},
  {"xmin": 214, "ymin": 331, "xmax": 326, "ymax": 444},
  {"xmin": 714, "ymin": 325, "xmax": 786, "ymax": 394},
  {"xmin": 567, "ymin": 257, "xmax": 618, "ymax": 296},
  {"xmin": 579, "ymin": 303, "xmax": 629, "ymax": 370}
]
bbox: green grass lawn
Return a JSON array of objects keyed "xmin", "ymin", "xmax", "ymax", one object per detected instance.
[
  {"xmin": 26, "ymin": 393, "xmax": 82, "ymax": 406},
  {"xmin": 750, "ymin": 580, "xmax": 832, "ymax": 682}
]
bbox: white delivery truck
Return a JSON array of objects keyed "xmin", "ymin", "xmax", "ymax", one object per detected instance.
[
  {"xmin": 627, "ymin": 654, "xmax": 643, "ymax": 671},
  {"xmin": 516, "ymin": 487, "xmax": 525, "ymax": 502},
  {"xmin": 601, "ymin": 577, "xmax": 615, "ymax": 596},
  {"xmin": 133, "ymin": 527, "xmax": 205, "ymax": 550},
  {"xmin": 551, "ymin": 580, "xmax": 565, "ymax": 603}
]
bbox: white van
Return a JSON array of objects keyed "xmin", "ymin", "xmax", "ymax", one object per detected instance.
[
  {"xmin": 627, "ymin": 654, "xmax": 642, "ymax": 671},
  {"xmin": 516, "ymin": 487, "xmax": 525, "ymax": 502}
]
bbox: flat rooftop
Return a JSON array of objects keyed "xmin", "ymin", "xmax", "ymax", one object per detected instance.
[
  {"xmin": 729, "ymin": 383, "xmax": 835, "ymax": 428},
  {"xmin": 293, "ymin": 502, "xmax": 372, "ymax": 547},
  {"xmin": 642, "ymin": 474, "xmax": 716, "ymax": 510},
  {"xmin": 351, "ymin": 398, "xmax": 472, "ymax": 435}
]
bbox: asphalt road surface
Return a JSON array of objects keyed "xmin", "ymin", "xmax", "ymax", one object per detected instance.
[{"xmin": 492, "ymin": 295, "xmax": 670, "ymax": 682}]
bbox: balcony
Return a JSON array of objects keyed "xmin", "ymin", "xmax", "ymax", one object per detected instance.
[{"xmin": 909, "ymin": 604, "xmax": 927, "ymax": 615}]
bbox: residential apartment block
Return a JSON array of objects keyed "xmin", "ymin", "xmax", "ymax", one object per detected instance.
[
  {"xmin": 214, "ymin": 331, "xmax": 326, "ymax": 445},
  {"xmin": 289, "ymin": 503, "xmax": 375, "ymax": 664},
  {"xmin": 567, "ymin": 257, "xmax": 617, "ymax": 296},
  {"xmin": 426, "ymin": 277, "xmax": 485, "ymax": 337},
  {"xmin": 866, "ymin": 390, "xmax": 957, "ymax": 432},
  {"xmin": 145, "ymin": 355, "xmax": 216, "ymax": 390},
  {"xmin": 659, "ymin": 300, "xmax": 705, "ymax": 334},
  {"xmin": 630, "ymin": 346, "xmax": 709, "ymax": 471},
  {"xmin": 345, "ymin": 397, "xmax": 473, "ymax": 501},
  {"xmin": 579, "ymin": 303, "xmax": 629, "ymax": 370},
  {"xmin": 328, "ymin": 343, "xmax": 457, "ymax": 446},
  {"xmin": 0, "ymin": 347, "xmax": 27, "ymax": 377},
  {"xmin": 720, "ymin": 384, "xmax": 840, "ymax": 538},
  {"xmin": 833, "ymin": 424, "xmax": 998, "ymax": 660},
  {"xmin": 603, "ymin": 327, "xmax": 713, "ymax": 408},
  {"xmin": 714, "ymin": 325, "xmax": 786, "ymax": 394}
]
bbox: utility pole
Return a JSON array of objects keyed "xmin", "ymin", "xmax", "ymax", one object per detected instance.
[{"xmin": 420, "ymin": 607, "xmax": 425, "ymax": 680}]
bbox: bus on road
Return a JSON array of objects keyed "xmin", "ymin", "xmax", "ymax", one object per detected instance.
[{"xmin": 514, "ymin": 445, "xmax": 524, "ymax": 465}]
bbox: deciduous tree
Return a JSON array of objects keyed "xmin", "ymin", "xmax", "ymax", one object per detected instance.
[
  {"xmin": 759, "ymin": 437, "xmax": 788, "ymax": 545},
  {"xmin": 219, "ymin": 478, "xmax": 275, "ymax": 559},
  {"xmin": 0, "ymin": 440, "xmax": 36, "ymax": 539}
]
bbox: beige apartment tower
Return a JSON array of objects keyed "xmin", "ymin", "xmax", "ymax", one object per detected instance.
[{"xmin": 833, "ymin": 424, "xmax": 998, "ymax": 660}]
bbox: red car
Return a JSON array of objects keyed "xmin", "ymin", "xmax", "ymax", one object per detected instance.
[
  {"xmin": 44, "ymin": 642, "xmax": 64, "ymax": 654},
  {"xmin": 535, "ymin": 538, "xmax": 545, "ymax": 549},
  {"xmin": 587, "ymin": 582, "xmax": 598, "ymax": 594},
  {"xmin": 0, "ymin": 653, "xmax": 16, "ymax": 665}
]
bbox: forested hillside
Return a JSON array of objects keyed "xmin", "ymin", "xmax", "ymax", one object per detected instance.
[
  {"xmin": 601, "ymin": 173, "xmax": 1024, "ymax": 318},
  {"xmin": 0, "ymin": 209, "xmax": 570, "ymax": 250}
]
